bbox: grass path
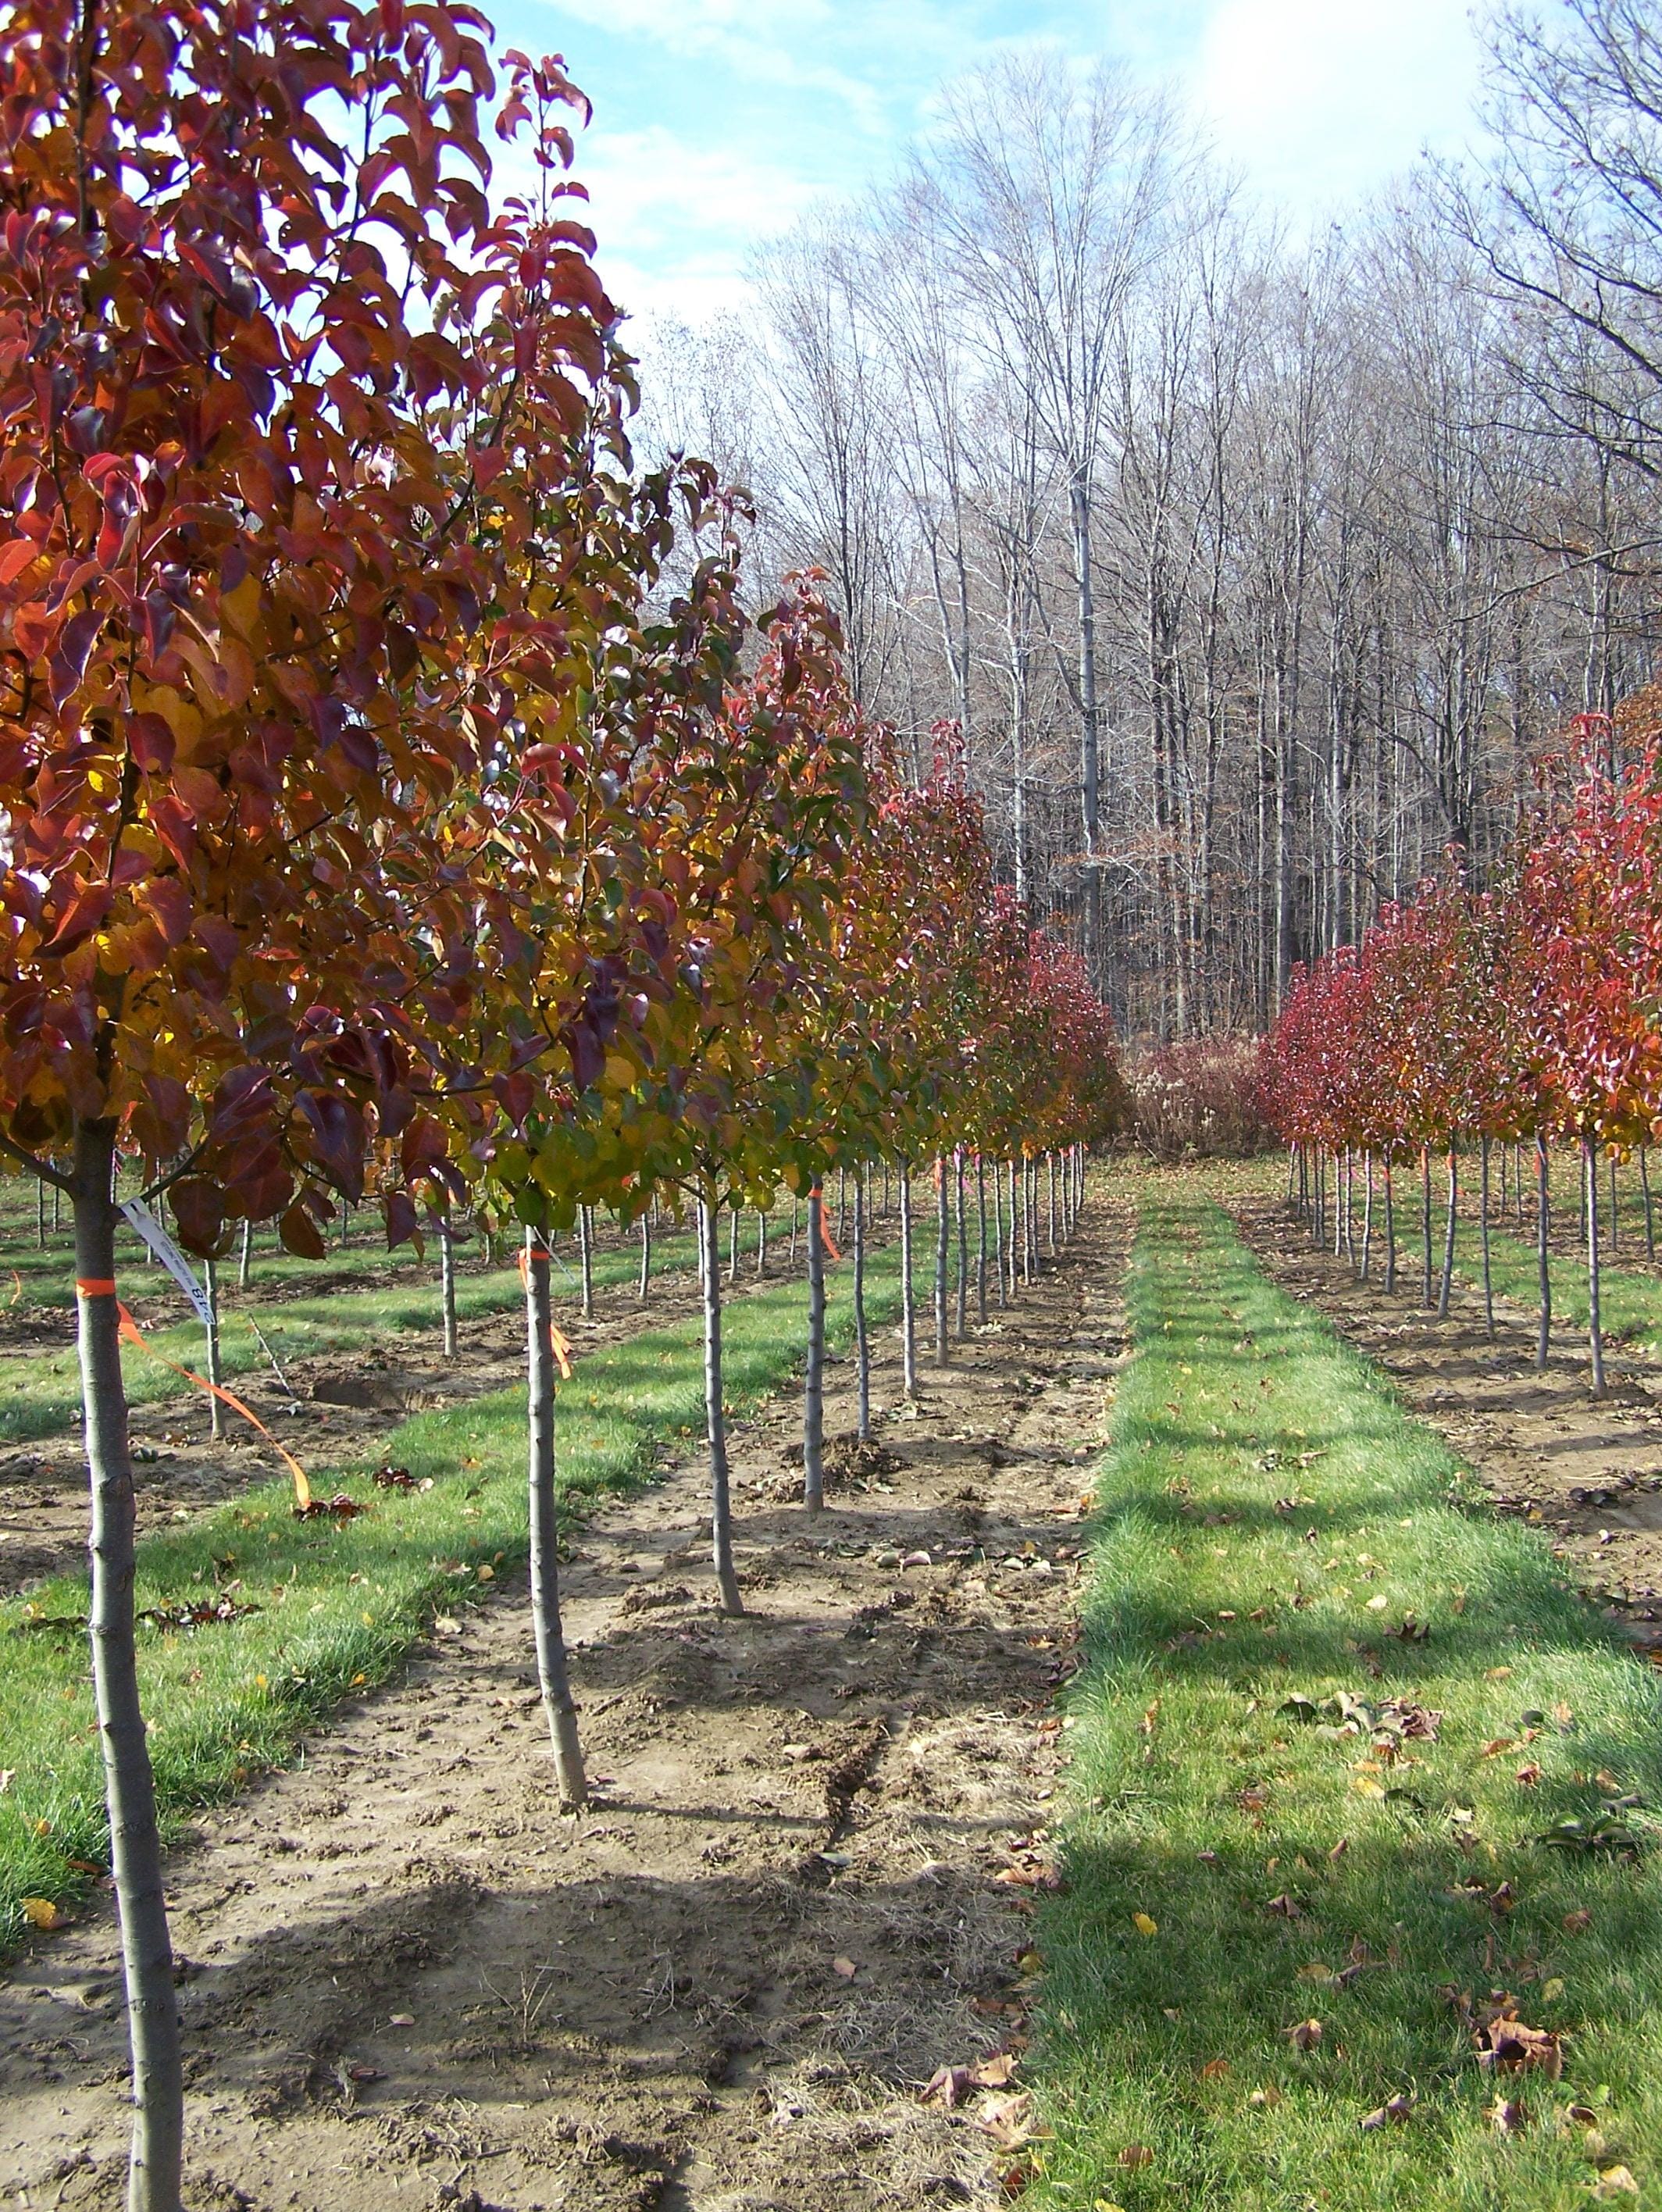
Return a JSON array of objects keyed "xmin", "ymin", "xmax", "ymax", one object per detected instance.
[
  {"xmin": 0, "ymin": 1236, "xmax": 913, "ymax": 1953},
  {"xmin": 1033, "ymin": 1188, "xmax": 1662, "ymax": 2210},
  {"xmin": 0, "ymin": 1214, "xmax": 778, "ymax": 1444}
]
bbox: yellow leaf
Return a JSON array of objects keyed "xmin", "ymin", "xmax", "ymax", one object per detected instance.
[
  {"xmin": 1351, "ymin": 1775, "xmax": 1386, "ymax": 1798},
  {"xmin": 1365, "ymin": 1594, "xmax": 1389, "ymax": 1611},
  {"xmin": 22, "ymin": 1896, "xmax": 62, "ymax": 1931},
  {"xmin": 1132, "ymin": 1911, "xmax": 1158, "ymax": 1936},
  {"xmin": 1543, "ymin": 1977, "xmax": 1564, "ymax": 2000}
]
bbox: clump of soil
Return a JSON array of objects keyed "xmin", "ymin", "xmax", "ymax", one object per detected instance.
[{"xmin": 0, "ymin": 1208, "xmax": 1128, "ymax": 2212}]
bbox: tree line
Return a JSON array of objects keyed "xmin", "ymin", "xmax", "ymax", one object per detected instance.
[{"xmin": 647, "ymin": 3, "xmax": 1662, "ymax": 1036}]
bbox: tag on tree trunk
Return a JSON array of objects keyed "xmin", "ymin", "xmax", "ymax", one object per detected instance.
[{"xmin": 118, "ymin": 1201, "xmax": 214, "ymax": 1327}]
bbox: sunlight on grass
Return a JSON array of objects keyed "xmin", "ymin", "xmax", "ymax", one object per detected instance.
[{"xmin": 1033, "ymin": 1191, "xmax": 1662, "ymax": 2211}]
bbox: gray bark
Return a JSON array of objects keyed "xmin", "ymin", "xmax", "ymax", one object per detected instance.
[
  {"xmin": 73, "ymin": 1118, "xmax": 185, "ymax": 2212},
  {"xmin": 522, "ymin": 1229, "xmax": 587, "ymax": 1809},
  {"xmin": 804, "ymin": 1183, "xmax": 827, "ymax": 1511},
  {"xmin": 701, "ymin": 1198, "xmax": 745, "ymax": 1611}
]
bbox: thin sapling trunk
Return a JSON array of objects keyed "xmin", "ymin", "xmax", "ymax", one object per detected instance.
[
  {"xmin": 954, "ymin": 1147, "xmax": 968, "ymax": 1336},
  {"xmin": 1537, "ymin": 1133, "xmax": 1553, "ymax": 1372},
  {"xmin": 975, "ymin": 1152, "xmax": 989, "ymax": 1325},
  {"xmin": 522, "ymin": 1229, "xmax": 587, "ymax": 1809},
  {"xmin": 933, "ymin": 1156, "xmax": 950, "ymax": 1367},
  {"xmin": 1438, "ymin": 1147, "xmax": 1457, "ymax": 1319},
  {"xmin": 204, "ymin": 1254, "xmax": 223, "ymax": 1440},
  {"xmin": 1586, "ymin": 1133, "xmax": 1607, "ymax": 1399},
  {"xmin": 899, "ymin": 1161, "xmax": 918, "ymax": 1397},
  {"xmin": 439, "ymin": 1218, "xmax": 458, "ymax": 1359},
  {"xmin": 700, "ymin": 1197, "xmax": 744, "ymax": 1613},
  {"xmin": 73, "ymin": 1118, "xmax": 185, "ymax": 2212},
  {"xmin": 853, "ymin": 1172, "xmax": 872, "ymax": 1443},
  {"xmin": 1479, "ymin": 1136, "xmax": 1495, "ymax": 1338},
  {"xmin": 803, "ymin": 1183, "xmax": 826, "ymax": 1512}
]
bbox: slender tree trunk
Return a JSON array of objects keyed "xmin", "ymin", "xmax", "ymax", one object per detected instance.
[
  {"xmin": 522, "ymin": 1229, "xmax": 587, "ymax": 1808},
  {"xmin": 853, "ymin": 1172, "xmax": 871, "ymax": 1443},
  {"xmin": 73, "ymin": 1120, "xmax": 184, "ymax": 2212},
  {"xmin": 37, "ymin": 1176, "xmax": 45, "ymax": 1249},
  {"xmin": 1361, "ymin": 1153, "xmax": 1374, "ymax": 1282},
  {"xmin": 899, "ymin": 1162, "xmax": 918, "ymax": 1397},
  {"xmin": 837, "ymin": 1167, "xmax": 847, "ymax": 1250},
  {"xmin": 933, "ymin": 1158, "xmax": 950, "ymax": 1368},
  {"xmin": 1438, "ymin": 1147, "xmax": 1458, "ymax": 1319},
  {"xmin": 439, "ymin": 1219, "xmax": 458, "ymax": 1359},
  {"xmin": 803, "ymin": 1184, "xmax": 827, "ymax": 1513},
  {"xmin": 790, "ymin": 1194, "xmax": 799, "ymax": 1265},
  {"xmin": 204, "ymin": 1255, "xmax": 224, "ymax": 1441},
  {"xmin": 1420, "ymin": 1147, "xmax": 1434, "ymax": 1307},
  {"xmin": 1286, "ymin": 1143, "xmax": 1297, "ymax": 1205},
  {"xmin": 638, "ymin": 1215, "xmax": 651, "ymax": 1301},
  {"xmin": 1537, "ymin": 1133, "xmax": 1553, "ymax": 1372},
  {"xmin": 1644, "ymin": 1147, "xmax": 1657, "ymax": 1262},
  {"xmin": 237, "ymin": 1217, "xmax": 252, "ymax": 1292},
  {"xmin": 578, "ymin": 1205, "xmax": 594, "ymax": 1321},
  {"xmin": 756, "ymin": 1209, "xmax": 768, "ymax": 1280},
  {"xmin": 975, "ymin": 1154, "xmax": 989, "ymax": 1324},
  {"xmin": 1586, "ymin": 1133, "xmax": 1607, "ymax": 1399},
  {"xmin": 993, "ymin": 1158, "xmax": 1008, "ymax": 1310},
  {"xmin": 729, "ymin": 1202, "xmax": 740, "ymax": 1285},
  {"xmin": 954, "ymin": 1147, "xmax": 968, "ymax": 1336},
  {"xmin": 1610, "ymin": 1148, "xmax": 1621, "ymax": 1258},
  {"xmin": 1479, "ymin": 1136, "xmax": 1495, "ymax": 1338},
  {"xmin": 700, "ymin": 1197, "xmax": 744, "ymax": 1612},
  {"xmin": 1047, "ymin": 1152, "xmax": 1057, "ymax": 1255},
  {"xmin": 1384, "ymin": 1158, "xmax": 1396, "ymax": 1296}
]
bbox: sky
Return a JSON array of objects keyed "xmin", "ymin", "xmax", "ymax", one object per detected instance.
[{"xmin": 490, "ymin": 0, "xmax": 1493, "ymax": 330}]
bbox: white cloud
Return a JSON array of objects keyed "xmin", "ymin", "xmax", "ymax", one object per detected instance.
[
  {"xmin": 1194, "ymin": 0, "xmax": 1482, "ymax": 205},
  {"xmin": 578, "ymin": 127, "xmax": 820, "ymax": 323}
]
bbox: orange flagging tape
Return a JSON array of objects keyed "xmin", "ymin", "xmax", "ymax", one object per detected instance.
[
  {"xmin": 114, "ymin": 1304, "xmax": 312, "ymax": 1511},
  {"xmin": 815, "ymin": 1190, "xmax": 841, "ymax": 1262},
  {"xmin": 7, "ymin": 1270, "xmax": 20, "ymax": 1308},
  {"xmin": 76, "ymin": 1279, "xmax": 118, "ymax": 1297}
]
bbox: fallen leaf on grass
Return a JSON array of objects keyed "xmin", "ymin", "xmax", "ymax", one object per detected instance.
[
  {"xmin": 1131, "ymin": 1911, "xmax": 1158, "ymax": 1936},
  {"xmin": 292, "ymin": 1493, "xmax": 369, "ymax": 1522},
  {"xmin": 388, "ymin": 2013, "xmax": 415, "ymax": 2028},
  {"xmin": 922, "ymin": 2052, "xmax": 1018, "ymax": 2108},
  {"xmin": 1593, "ymin": 2167, "xmax": 1640, "ymax": 2198},
  {"xmin": 1264, "ymin": 1893, "xmax": 1304, "ymax": 1919},
  {"xmin": 1286, "ymin": 2018, "xmax": 1323, "ymax": 2051},
  {"xmin": 372, "ymin": 1465, "xmax": 416, "ymax": 1490},
  {"xmin": 1199, "ymin": 2057, "xmax": 1230, "ymax": 2082},
  {"xmin": 1489, "ymin": 2097, "xmax": 1528, "ymax": 2136},
  {"xmin": 21, "ymin": 1897, "xmax": 63, "ymax": 1932},
  {"xmin": 832, "ymin": 1956, "xmax": 858, "ymax": 1979},
  {"xmin": 1564, "ymin": 1909, "xmax": 1594, "ymax": 1935},
  {"xmin": 1475, "ymin": 2013, "xmax": 1563, "ymax": 2081},
  {"xmin": 1247, "ymin": 2086, "xmax": 1283, "ymax": 2108},
  {"xmin": 1515, "ymin": 1763, "xmax": 1543, "ymax": 1787},
  {"xmin": 1359, "ymin": 2093, "xmax": 1414, "ymax": 2131},
  {"xmin": 976, "ymin": 2091, "xmax": 1043, "ymax": 2150}
]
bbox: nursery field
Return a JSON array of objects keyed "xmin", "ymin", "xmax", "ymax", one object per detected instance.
[{"xmin": 8, "ymin": 1165, "xmax": 1662, "ymax": 2210}]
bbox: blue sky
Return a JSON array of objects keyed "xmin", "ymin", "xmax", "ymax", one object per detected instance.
[{"xmin": 489, "ymin": 0, "xmax": 1491, "ymax": 327}]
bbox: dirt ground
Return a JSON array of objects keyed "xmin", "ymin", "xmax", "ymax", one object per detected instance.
[
  {"xmin": 0, "ymin": 1229, "xmax": 826, "ymax": 1601},
  {"xmin": 1232, "ymin": 1192, "xmax": 1662, "ymax": 1657},
  {"xmin": 0, "ymin": 1205, "xmax": 1129, "ymax": 2212}
]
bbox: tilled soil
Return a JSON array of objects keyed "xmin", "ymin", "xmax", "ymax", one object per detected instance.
[
  {"xmin": 0, "ymin": 1205, "xmax": 1128, "ymax": 2212},
  {"xmin": 0, "ymin": 1229, "xmax": 847, "ymax": 1601},
  {"xmin": 1233, "ymin": 1193, "xmax": 1662, "ymax": 1657}
]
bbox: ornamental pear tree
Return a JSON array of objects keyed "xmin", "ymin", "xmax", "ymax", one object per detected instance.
[{"xmin": 0, "ymin": 5, "xmax": 642, "ymax": 2200}]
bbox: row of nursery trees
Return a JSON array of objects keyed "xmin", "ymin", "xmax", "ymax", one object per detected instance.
[
  {"xmin": 1260, "ymin": 699, "xmax": 1662, "ymax": 1404},
  {"xmin": 0, "ymin": 3, "xmax": 1120, "ymax": 2206}
]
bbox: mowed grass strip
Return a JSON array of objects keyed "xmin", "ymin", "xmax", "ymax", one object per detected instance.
[
  {"xmin": 0, "ymin": 1213, "xmax": 765, "ymax": 1445},
  {"xmin": 0, "ymin": 1240, "xmax": 913, "ymax": 1953},
  {"xmin": 1034, "ymin": 1191, "xmax": 1662, "ymax": 2211}
]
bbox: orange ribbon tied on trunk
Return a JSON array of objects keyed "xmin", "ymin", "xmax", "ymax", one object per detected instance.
[
  {"xmin": 515, "ymin": 1248, "xmax": 574, "ymax": 1377},
  {"xmin": 78, "ymin": 1276, "xmax": 312, "ymax": 1510}
]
